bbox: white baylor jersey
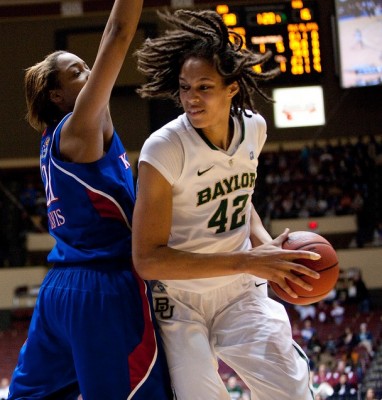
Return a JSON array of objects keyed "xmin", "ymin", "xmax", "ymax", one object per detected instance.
[{"xmin": 139, "ymin": 111, "xmax": 267, "ymax": 293}]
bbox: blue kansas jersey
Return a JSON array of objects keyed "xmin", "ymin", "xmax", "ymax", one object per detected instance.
[
  {"xmin": 9, "ymin": 114, "xmax": 173, "ymax": 400},
  {"xmin": 40, "ymin": 113, "xmax": 135, "ymax": 264}
]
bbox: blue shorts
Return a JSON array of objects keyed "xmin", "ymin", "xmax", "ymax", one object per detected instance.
[{"xmin": 8, "ymin": 264, "xmax": 173, "ymax": 400}]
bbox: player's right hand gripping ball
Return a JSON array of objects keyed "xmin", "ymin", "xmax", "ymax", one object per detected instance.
[{"xmin": 269, "ymin": 231, "xmax": 339, "ymax": 305}]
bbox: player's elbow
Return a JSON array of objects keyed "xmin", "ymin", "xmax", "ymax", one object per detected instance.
[
  {"xmin": 132, "ymin": 248, "xmax": 158, "ymax": 280},
  {"xmin": 105, "ymin": 20, "xmax": 135, "ymax": 47}
]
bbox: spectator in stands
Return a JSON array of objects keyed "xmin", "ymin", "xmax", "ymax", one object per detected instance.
[
  {"xmin": 317, "ymin": 300, "xmax": 329, "ymax": 323},
  {"xmin": 330, "ymin": 372, "xmax": 357, "ymax": 399},
  {"xmin": 348, "ymin": 270, "xmax": 371, "ymax": 313},
  {"xmin": 324, "ymin": 334, "xmax": 338, "ymax": 356},
  {"xmin": 364, "ymin": 387, "xmax": 379, "ymax": 400},
  {"xmin": 331, "ymin": 359, "xmax": 358, "ymax": 388},
  {"xmin": 301, "ymin": 318, "xmax": 317, "ymax": 344},
  {"xmin": 357, "ymin": 322, "xmax": 374, "ymax": 357},
  {"xmin": 295, "ymin": 304, "xmax": 317, "ymax": 321},
  {"xmin": 0, "ymin": 377, "xmax": 9, "ymax": 400},
  {"xmin": 330, "ymin": 300, "xmax": 345, "ymax": 325},
  {"xmin": 307, "ymin": 332, "xmax": 323, "ymax": 362},
  {"xmin": 291, "ymin": 322, "xmax": 303, "ymax": 345},
  {"xmin": 337, "ymin": 326, "xmax": 360, "ymax": 356},
  {"xmin": 226, "ymin": 375, "xmax": 243, "ymax": 400},
  {"xmin": 312, "ymin": 363, "xmax": 333, "ymax": 388},
  {"xmin": 324, "ymin": 287, "xmax": 338, "ymax": 305}
]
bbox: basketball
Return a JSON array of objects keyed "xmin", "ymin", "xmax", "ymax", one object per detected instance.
[{"xmin": 269, "ymin": 231, "xmax": 339, "ymax": 305}]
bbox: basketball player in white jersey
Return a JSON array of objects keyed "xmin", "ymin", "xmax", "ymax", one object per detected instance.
[{"xmin": 133, "ymin": 9, "xmax": 320, "ymax": 400}]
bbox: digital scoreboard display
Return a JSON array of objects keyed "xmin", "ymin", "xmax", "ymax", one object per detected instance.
[{"xmin": 216, "ymin": 0, "xmax": 322, "ymax": 84}]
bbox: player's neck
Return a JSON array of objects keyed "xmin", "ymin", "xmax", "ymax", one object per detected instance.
[{"xmin": 201, "ymin": 117, "xmax": 234, "ymax": 151}]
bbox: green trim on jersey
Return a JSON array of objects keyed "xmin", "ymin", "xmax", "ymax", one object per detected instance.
[
  {"xmin": 239, "ymin": 115, "xmax": 245, "ymax": 144},
  {"xmin": 194, "ymin": 116, "xmax": 245, "ymax": 150}
]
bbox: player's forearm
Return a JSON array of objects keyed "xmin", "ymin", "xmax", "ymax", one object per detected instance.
[
  {"xmin": 133, "ymin": 245, "xmax": 247, "ymax": 281},
  {"xmin": 133, "ymin": 232, "xmax": 320, "ymax": 288},
  {"xmin": 105, "ymin": 0, "xmax": 143, "ymax": 42},
  {"xmin": 96, "ymin": 0, "xmax": 143, "ymax": 70}
]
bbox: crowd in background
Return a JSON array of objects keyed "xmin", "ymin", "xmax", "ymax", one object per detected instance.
[{"xmin": 253, "ymin": 134, "xmax": 382, "ymax": 248}]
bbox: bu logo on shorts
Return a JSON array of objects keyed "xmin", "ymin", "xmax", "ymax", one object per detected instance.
[{"xmin": 154, "ymin": 297, "xmax": 174, "ymax": 319}]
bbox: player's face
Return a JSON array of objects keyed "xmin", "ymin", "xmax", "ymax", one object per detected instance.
[
  {"xmin": 52, "ymin": 52, "xmax": 91, "ymax": 112},
  {"xmin": 179, "ymin": 57, "xmax": 237, "ymax": 134}
]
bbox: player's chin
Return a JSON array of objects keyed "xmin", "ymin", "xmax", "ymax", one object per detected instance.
[{"xmin": 186, "ymin": 111, "xmax": 207, "ymax": 127}]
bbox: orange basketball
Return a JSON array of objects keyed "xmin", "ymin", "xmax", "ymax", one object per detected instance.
[{"xmin": 269, "ymin": 231, "xmax": 339, "ymax": 305}]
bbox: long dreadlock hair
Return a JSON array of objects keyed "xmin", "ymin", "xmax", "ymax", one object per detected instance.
[{"xmin": 135, "ymin": 9, "xmax": 280, "ymax": 117}]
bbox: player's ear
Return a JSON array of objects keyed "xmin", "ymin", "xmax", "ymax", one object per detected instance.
[
  {"xmin": 228, "ymin": 82, "xmax": 239, "ymax": 98},
  {"xmin": 49, "ymin": 89, "xmax": 63, "ymax": 105}
]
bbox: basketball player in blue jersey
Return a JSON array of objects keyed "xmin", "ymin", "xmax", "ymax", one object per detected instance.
[
  {"xmin": 133, "ymin": 10, "xmax": 322, "ymax": 400},
  {"xmin": 7, "ymin": 1, "xmax": 173, "ymax": 400}
]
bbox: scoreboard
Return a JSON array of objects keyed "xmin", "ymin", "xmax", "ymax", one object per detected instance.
[{"xmin": 216, "ymin": 0, "xmax": 322, "ymax": 84}]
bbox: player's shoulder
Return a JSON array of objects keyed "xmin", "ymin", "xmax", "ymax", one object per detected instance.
[
  {"xmin": 141, "ymin": 114, "xmax": 186, "ymax": 157},
  {"xmin": 150, "ymin": 113, "xmax": 188, "ymax": 141}
]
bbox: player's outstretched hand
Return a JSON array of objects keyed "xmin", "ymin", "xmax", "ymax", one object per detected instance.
[{"xmin": 247, "ymin": 229, "xmax": 321, "ymax": 299}]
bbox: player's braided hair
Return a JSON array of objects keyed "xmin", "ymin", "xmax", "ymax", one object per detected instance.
[{"xmin": 136, "ymin": 9, "xmax": 280, "ymax": 116}]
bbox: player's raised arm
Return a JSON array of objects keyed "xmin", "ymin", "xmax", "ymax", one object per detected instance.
[{"xmin": 60, "ymin": 0, "xmax": 143, "ymax": 163}]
